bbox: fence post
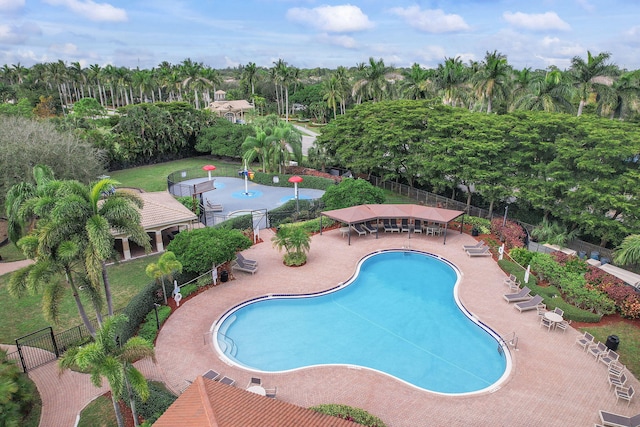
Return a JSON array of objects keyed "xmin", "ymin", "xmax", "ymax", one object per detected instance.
[
  {"xmin": 49, "ymin": 326, "xmax": 60, "ymax": 358},
  {"xmin": 14, "ymin": 339, "xmax": 27, "ymax": 373}
]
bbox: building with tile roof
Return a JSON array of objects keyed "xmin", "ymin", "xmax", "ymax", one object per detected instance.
[
  {"xmin": 154, "ymin": 376, "xmax": 360, "ymax": 427},
  {"xmin": 206, "ymin": 90, "xmax": 254, "ymax": 123}
]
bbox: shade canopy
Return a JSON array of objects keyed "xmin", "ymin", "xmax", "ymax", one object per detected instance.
[
  {"xmin": 288, "ymin": 175, "xmax": 303, "ymax": 183},
  {"xmin": 202, "ymin": 165, "xmax": 216, "ymax": 171},
  {"xmin": 322, "ymin": 204, "xmax": 464, "ymax": 225}
]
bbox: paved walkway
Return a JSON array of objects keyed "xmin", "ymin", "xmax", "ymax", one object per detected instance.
[
  {"xmin": 12, "ymin": 228, "xmax": 640, "ymax": 426},
  {"xmin": 0, "ymin": 258, "xmax": 33, "ymax": 276}
]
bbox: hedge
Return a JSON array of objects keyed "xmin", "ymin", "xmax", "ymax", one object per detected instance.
[
  {"xmin": 126, "ymin": 380, "xmax": 177, "ymax": 424},
  {"xmin": 119, "ymin": 281, "xmax": 162, "ymax": 343},
  {"xmin": 249, "ymin": 171, "xmax": 334, "ymax": 190},
  {"xmin": 310, "ymin": 404, "xmax": 387, "ymax": 427},
  {"xmin": 137, "ymin": 306, "xmax": 172, "ymax": 343}
]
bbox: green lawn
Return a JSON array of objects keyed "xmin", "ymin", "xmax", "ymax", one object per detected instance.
[
  {"xmin": 109, "ymin": 157, "xmax": 240, "ymax": 192},
  {"xmin": 0, "ymin": 254, "xmax": 160, "ymax": 343},
  {"xmin": 581, "ymin": 322, "xmax": 640, "ymax": 380},
  {"xmin": 77, "ymin": 395, "xmax": 117, "ymax": 427},
  {"xmin": 0, "ymin": 242, "xmax": 26, "ymax": 262}
]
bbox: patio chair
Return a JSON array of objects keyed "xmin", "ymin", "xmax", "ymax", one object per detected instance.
[
  {"xmin": 265, "ymin": 386, "xmax": 277, "ymax": 399},
  {"xmin": 600, "ymin": 350, "xmax": 620, "ymax": 366},
  {"xmin": 203, "ymin": 369, "xmax": 220, "ymax": 381},
  {"xmin": 555, "ymin": 319, "xmax": 572, "ymax": 333},
  {"xmin": 401, "ymin": 218, "xmax": 411, "ymax": 232},
  {"xmin": 536, "ymin": 303, "xmax": 548, "ymax": 317},
  {"xmin": 504, "ymin": 274, "xmax": 517, "ymax": 287},
  {"xmin": 609, "ymin": 372, "xmax": 628, "ymax": 390},
  {"xmin": 553, "ymin": 307, "xmax": 564, "ymax": 317},
  {"xmin": 514, "ymin": 295, "xmax": 544, "ymax": 312},
  {"xmin": 609, "ymin": 361, "xmax": 626, "ymax": 378},
  {"xmin": 390, "ymin": 218, "xmax": 401, "ymax": 231},
  {"xmin": 599, "ymin": 410, "xmax": 640, "ymax": 427},
  {"xmin": 466, "ymin": 246, "xmax": 492, "ymax": 257},
  {"xmin": 503, "ymin": 286, "xmax": 532, "ymax": 303},
  {"xmin": 232, "ymin": 256, "xmax": 258, "ymax": 275},
  {"xmin": 615, "ymin": 385, "xmax": 635, "ymax": 406},
  {"xmin": 351, "ymin": 223, "xmax": 367, "ymax": 236},
  {"xmin": 219, "ymin": 376, "xmax": 236, "ymax": 386},
  {"xmin": 588, "ymin": 342, "xmax": 608, "ymax": 360},
  {"xmin": 462, "ymin": 241, "xmax": 486, "ymax": 250},
  {"xmin": 507, "ymin": 278, "xmax": 522, "ymax": 292},
  {"xmin": 540, "ymin": 315, "xmax": 554, "ymax": 331},
  {"xmin": 576, "ymin": 332, "xmax": 594, "ymax": 351},
  {"xmin": 413, "ymin": 219, "xmax": 423, "ymax": 233}
]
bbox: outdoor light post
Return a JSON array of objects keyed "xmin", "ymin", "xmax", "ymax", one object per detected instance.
[
  {"xmin": 503, "ymin": 204, "xmax": 509, "ymax": 227},
  {"xmin": 153, "ymin": 303, "xmax": 161, "ymax": 330},
  {"xmin": 288, "ymin": 175, "xmax": 303, "ymax": 213}
]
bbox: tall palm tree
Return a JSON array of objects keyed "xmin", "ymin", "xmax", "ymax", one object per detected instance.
[
  {"xmin": 242, "ymin": 129, "xmax": 271, "ymax": 172},
  {"xmin": 401, "ymin": 63, "xmax": 433, "ymax": 100},
  {"xmin": 352, "ymin": 57, "xmax": 393, "ymax": 103},
  {"xmin": 434, "ymin": 56, "xmax": 469, "ymax": 107},
  {"xmin": 598, "ymin": 70, "xmax": 640, "ymax": 119},
  {"xmin": 475, "ymin": 50, "xmax": 511, "ymax": 113},
  {"xmin": 614, "ymin": 235, "xmax": 640, "ymax": 267},
  {"xmin": 265, "ymin": 122, "xmax": 303, "ymax": 173},
  {"xmin": 570, "ymin": 51, "xmax": 618, "ymax": 116},
  {"xmin": 179, "ymin": 58, "xmax": 212, "ymax": 109},
  {"xmin": 334, "ymin": 66, "xmax": 350, "ymax": 114},
  {"xmin": 512, "ymin": 69, "xmax": 574, "ymax": 113},
  {"xmin": 242, "ymin": 62, "xmax": 258, "ymax": 95},
  {"xmin": 323, "ymin": 76, "xmax": 342, "ymax": 119},
  {"xmin": 59, "ymin": 314, "xmax": 155, "ymax": 427}
]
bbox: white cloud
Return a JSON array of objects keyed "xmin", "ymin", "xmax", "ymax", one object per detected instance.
[
  {"xmin": 625, "ymin": 26, "xmax": 640, "ymax": 46},
  {"xmin": 317, "ymin": 33, "xmax": 357, "ymax": 49},
  {"xmin": 0, "ymin": 0, "xmax": 25, "ymax": 12},
  {"xmin": 575, "ymin": 0, "xmax": 595, "ymax": 13},
  {"xmin": 0, "ymin": 22, "xmax": 41, "ymax": 44},
  {"xmin": 417, "ymin": 45, "xmax": 447, "ymax": 64},
  {"xmin": 503, "ymin": 11, "xmax": 570, "ymax": 31},
  {"xmin": 49, "ymin": 42, "xmax": 79, "ymax": 55},
  {"xmin": 390, "ymin": 6, "xmax": 470, "ymax": 33},
  {"xmin": 43, "ymin": 0, "xmax": 127, "ymax": 22},
  {"xmin": 286, "ymin": 4, "xmax": 373, "ymax": 33}
]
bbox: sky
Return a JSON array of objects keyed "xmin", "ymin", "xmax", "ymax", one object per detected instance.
[{"xmin": 1, "ymin": 0, "xmax": 640, "ymax": 71}]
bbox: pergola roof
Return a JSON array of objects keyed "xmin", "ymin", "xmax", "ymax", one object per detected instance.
[{"xmin": 322, "ymin": 204, "xmax": 465, "ymax": 225}]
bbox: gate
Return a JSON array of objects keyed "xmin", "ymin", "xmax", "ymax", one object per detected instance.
[{"xmin": 14, "ymin": 327, "xmax": 59, "ymax": 372}]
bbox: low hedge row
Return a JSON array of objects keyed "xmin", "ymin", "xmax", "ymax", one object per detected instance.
[
  {"xmin": 137, "ymin": 306, "xmax": 172, "ymax": 343},
  {"xmin": 310, "ymin": 404, "xmax": 387, "ymax": 427},
  {"xmin": 250, "ymin": 171, "xmax": 334, "ymax": 190},
  {"xmin": 126, "ymin": 380, "xmax": 177, "ymax": 425}
]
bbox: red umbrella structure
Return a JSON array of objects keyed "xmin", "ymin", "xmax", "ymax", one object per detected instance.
[
  {"xmin": 202, "ymin": 164, "xmax": 216, "ymax": 180},
  {"xmin": 288, "ymin": 176, "xmax": 303, "ymax": 210}
]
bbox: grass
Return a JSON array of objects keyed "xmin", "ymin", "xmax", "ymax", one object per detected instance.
[
  {"xmin": 0, "ymin": 242, "xmax": 26, "ymax": 262},
  {"xmin": 109, "ymin": 157, "xmax": 240, "ymax": 192},
  {"xmin": 581, "ymin": 322, "xmax": 640, "ymax": 380},
  {"xmin": 0, "ymin": 253, "xmax": 160, "ymax": 343},
  {"xmin": 77, "ymin": 395, "xmax": 117, "ymax": 427}
]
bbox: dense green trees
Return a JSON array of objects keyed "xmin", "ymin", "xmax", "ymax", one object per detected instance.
[
  {"xmin": 0, "ymin": 350, "xmax": 39, "ymax": 427},
  {"xmin": 317, "ymin": 100, "xmax": 640, "ymax": 246},
  {"xmin": 321, "ymin": 178, "xmax": 385, "ymax": 211}
]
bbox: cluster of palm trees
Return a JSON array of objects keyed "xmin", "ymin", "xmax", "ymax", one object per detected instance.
[
  {"xmin": 1, "ymin": 50, "xmax": 638, "ymax": 120},
  {"xmin": 241, "ymin": 116, "xmax": 303, "ymax": 174}
]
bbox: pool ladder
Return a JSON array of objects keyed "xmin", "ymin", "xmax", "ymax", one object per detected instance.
[{"xmin": 498, "ymin": 332, "xmax": 518, "ymax": 354}]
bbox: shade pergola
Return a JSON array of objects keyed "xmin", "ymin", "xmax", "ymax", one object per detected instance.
[{"xmin": 320, "ymin": 204, "xmax": 465, "ymax": 245}]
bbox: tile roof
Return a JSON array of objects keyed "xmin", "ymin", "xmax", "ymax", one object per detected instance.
[{"xmin": 154, "ymin": 376, "xmax": 360, "ymax": 427}]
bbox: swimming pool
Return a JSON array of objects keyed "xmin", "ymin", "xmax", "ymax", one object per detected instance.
[{"xmin": 214, "ymin": 250, "xmax": 511, "ymax": 394}]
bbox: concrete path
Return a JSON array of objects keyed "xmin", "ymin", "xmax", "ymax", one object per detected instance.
[
  {"xmin": 0, "ymin": 259, "xmax": 33, "ymax": 276},
  {"xmin": 293, "ymin": 124, "xmax": 319, "ymax": 156}
]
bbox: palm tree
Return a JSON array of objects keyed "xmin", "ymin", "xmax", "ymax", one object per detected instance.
[
  {"xmin": 512, "ymin": 69, "xmax": 574, "ymax": 113},
  {"xmin": 242, "ymin": 129, "xmax": 271, "ymax": 172},
  {"xmin": 475, "ymin": 50, "xmax": 510, "ymax": 113},
  {"xmin": 352, "ymin": 57, "xmax": 393, "ymax": 103},
  {"xmin": 570, "ymin": 51, "xmax": 618, "ymax": 116},
  {"xmin": 434, "ymin": 56, "xmax": 469, "ymax": 107},
  {"xmin": 5, "ymin": 164, "xmax": 55, "ymax": 244},
  {"xmin": 401, "ymin": 63, "xmax": 433, "ymax": 100},
  {"xmin": 242, "ymin": 62, "xmax": 258, "ymax": 95},
  {"xmin": 614, "ymin": 235, "xmax": 640, "ymax": 267},
  {"xmin": 265, "ymin": 122, "xmax": 303, "ymax": 173},
  {"xmin": 59, "ymin": 314, "xmax": 155, "ymax": 427},
  {"xmin": 145, "ymin": 251, "xmax": 182, "ymax": 305},
  {"xmin": 271, "ymin": 225, "xmax": 311, "ymax": 266},
  {"xmin": 598, "ymin": 70, "xmax": 640, "ymax": 119},
  {"xmin": 323, "ymin": 76, "xmax": 342, "ymax": 119},
  {"xmin": 335, "ymin": 66, "xmax": 351, "ymax": 114}
]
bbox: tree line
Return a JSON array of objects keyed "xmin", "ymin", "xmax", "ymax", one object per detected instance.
[{"xmin": 1, "ymin": 50, "xmax": 639, "ymax": 121}]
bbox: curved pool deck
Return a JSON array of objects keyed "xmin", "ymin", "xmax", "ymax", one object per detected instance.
[{"xmin": 154, "ymin": 229, "xmax": 640, "ymax": 427}]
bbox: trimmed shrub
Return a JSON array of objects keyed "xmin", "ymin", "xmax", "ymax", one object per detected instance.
[
  {"xmin": 321, "ymin": 178, "xmax": 384, "ymax": 211},
  {"xmin": 127, "ymin": 381, "xmax": 177, "ymax": 424},
  {"xmin": 508, "ymin": 247, "xmax": 534, "ymax": 267},
  {"xmin": 490, "ymin": 218, "xmax": 526, "ymax": 249},
  {"xmin": 310, "ymin": 404, "xmax": 386, "ymax": 427},
  {"xmin": 137, "ymin": 306, "xmax": 172, "ymax": 343},
  {"xmin": 249, "ymin": 171, "xmax": 334, "ymax": 190},
  {"xmin": 462, "ymin": 215, "xmax": 491, "ymax": 234},
  {"xmin": 180, "ymin": 283, "xmax": 199, "ymax": 298},
  {"xmin": 120, "ymin": 281, "xmax": 162, "ymax": 342}
]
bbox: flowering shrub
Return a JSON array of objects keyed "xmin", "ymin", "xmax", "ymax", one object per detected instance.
[
  {"xmin": 490, "ymin": 218, "xmax": 526, "ymax": 249},
  {"xmin": 584, "ymin": 266, "xmax": 624, "ymax": 287},
  {"xmin": 551, "ymin": 252, "xmax": 588, "ymax": 275}
]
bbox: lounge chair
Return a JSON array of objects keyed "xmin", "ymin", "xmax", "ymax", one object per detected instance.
[
  {"xmin": 350, "ymin": 223, "xmax": 367, "ymax": 236},
  {"xmin": 514, "ymin": 294, "xmax": 544, "ymax": 312},
  {"xmin": 466, "ymin": 246, "xmax": 492, "ymax": 257},
  {"xmin": 413, "ymin": 219, "xmax": 423, "ymax": 233},
  {"xmin": 600, "ymin": 350, "xmax": 620, "ymax": 366},
  {"xmin": 401, "ymin": 218, "xmax": 411, "ymax": 232},
  {"xmin": 383, "ymin": 219, "xmax": 400, "ymax": 233},
  {"xmin": 232, "ymin": 255, "xmax": 258, "ymax": 275},
  {"xmin": 219, "ymin": 376, "xmax": 236, "ymax": 386},
  {"xmin": 463, "ymin": 241, "xmax": 486, "ymax": 251},
  {"xmin": 390, "ymin": 218, "xmax": 401, "ymax": 231},
  {"xmin": 588, "ymin": 342, "xmax": 608, "ymax": 360},
  {"xmin": 362, "ymin": 221, "xmax": 377, "ymax": 234},
  {"xmin": 246, "ymin": 377, "xmax": 262, "ymax": 388},
  {"xmin": 609, "ymin": 373, "xmax": 628, "ymax": 391},
  {"xmin": 599, "ymin": 410, "xmax": 640, "ymax": 427},
  {"xmin": 615, "ymin": 385, "xmax": 635, "ymax": 406},
  {"xmin": 203, "ymin": 369, "xmax": 220, "ymax": 381},
  {"xmin": 237, "ymin": 252, "xmax": 258, "ymax": 267},
  {"xmin": 576, "ymin": 332, "xmax": 594, "ymax": 351},
  {"xmin": 503, "ymin": 286, "xmax": 532, "ymax": 303}
]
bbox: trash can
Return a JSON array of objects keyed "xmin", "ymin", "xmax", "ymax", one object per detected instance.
[
  {"xmin": 605, "ymin": 335, "xmax": 619, "ymax": 351},
  {"xmin": 471, "ymin": 228, "xmax": 479, "ymax": 237},
  {"xmin": 590, "ymin": 251, "xmax": 600, "ymax": 261},
  {"xmin": 578, "ymin": 251, "xmax": 587, "ymax": 259},
  {"xmin": 600, "ymin": 257, "xmax": 610, "ymax": 265},
  {"xmin": 221, "ymin": 270, "xmax": 229, "ymax": 283}
]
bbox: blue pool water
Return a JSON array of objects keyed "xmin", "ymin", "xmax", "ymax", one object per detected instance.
[{"xmin": 215, "ymin": 250, "xmax": 509, "ymax": 394}]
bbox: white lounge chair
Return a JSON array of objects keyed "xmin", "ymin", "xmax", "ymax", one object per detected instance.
[
  {"xmin": 351, "ymin": 223, "xmax": 368, "ymax": 236},
  {"xmin": 232, "ymin": 254, "xmax": 258, "ymax": 275},
  {"xmin": 503, "ymin": 286, "xmax": 532, "ymax": 303},
  {"xmin": 514, "ymin": 294, "xmax": 544, "ymax": 312},
  {"xmin": 463, "ymin": 241, "xmax": 486, "ymax": 251},
  {"xmin": 466, "ymin": 246, "xmax": 492, "ymax": 257},
  {"xmin": 599, "ymin": 410, "xmax": 640, "ymax": 427},
  {"xmin": 383, "ymin": 219, "xmax": 400, "ymax": 233}
]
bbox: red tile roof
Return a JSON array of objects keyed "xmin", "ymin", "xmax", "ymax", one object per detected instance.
[{"xmin": 154, "ymin": 376, "xmax": 361, "ymax": 427}]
